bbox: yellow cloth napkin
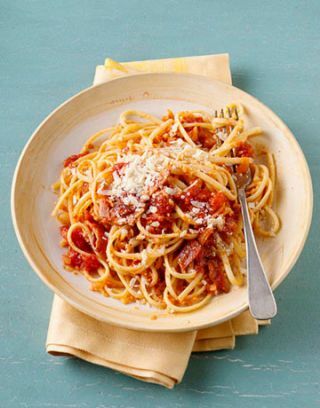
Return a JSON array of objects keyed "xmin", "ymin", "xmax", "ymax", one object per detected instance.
[{"xmin": 47, "ymin": 54, "xmax": 269, "ymax": 389}]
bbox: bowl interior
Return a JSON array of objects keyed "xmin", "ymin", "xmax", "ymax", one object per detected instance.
[{"xmin": 12, "ymin": 73, "xmax": 312, "ymax": 331}]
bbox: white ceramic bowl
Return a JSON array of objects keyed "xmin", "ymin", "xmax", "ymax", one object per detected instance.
[{"xmin": 11, "ymin": 73, "xmax": 313, "ymax": 332}]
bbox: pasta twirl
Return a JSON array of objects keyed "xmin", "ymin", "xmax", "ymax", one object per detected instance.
[{"xmin": 52, "ymin": 104, "xmax": 280, "ymax": 313}]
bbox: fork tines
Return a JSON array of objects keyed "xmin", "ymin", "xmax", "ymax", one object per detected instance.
[{"xmin": 214, "ymin": 106, "xmax": 239, "ymax": 120}]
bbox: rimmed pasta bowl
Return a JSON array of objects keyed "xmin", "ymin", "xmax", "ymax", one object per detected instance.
[{"xmin": 11, "ymin": 73, "xmax": 313, "ymax": 332}]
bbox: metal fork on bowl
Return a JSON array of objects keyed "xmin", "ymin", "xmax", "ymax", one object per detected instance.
[{"xmin": 214, "ymin": 107, "xmax": 277, "ymax": 320}]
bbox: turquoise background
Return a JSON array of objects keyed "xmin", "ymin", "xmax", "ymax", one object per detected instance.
[{"xmin": 1, "ymin": 1, "xmax": 319, "ymax": 407}]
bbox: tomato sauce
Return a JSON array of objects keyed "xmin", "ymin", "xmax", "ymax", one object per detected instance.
[
  {"xmin": 71, "ymin": 229, "xmax": 92, "ymax": 252},
  {"xmin": 209, "ymin": 191, "xmax": 228, "ymax": 215},
  {"xmin": 236, "ymin": 158, "xmax": 250, "ymax": 174},
  {"xmin": 60, "ymin": 225, "xmax": 102, "ymax": 274},
  {"xmin": 64, "ymin": 153, "xmax": 86, "ymax": 168},
  {"xmin": 175, "ymin": 231, "xmax": 231, "ymax": 295},
  {"xmin": 236, "ymin": 141, "xmax": 254, "ymax": 158},
  {"xmin": 177, "ymin": 240, "xmax": 202, "ymax": 270},
  {"xmin": 181, "ymin": 114, "xmax": 204, "ymax": 124},
  {"xmin": 208, "ymin": 259, "xmax": 230, "ymax": 293},
  {"xmin": 143, "ymin": 191, "xmax": 175, "ymax": 234}
]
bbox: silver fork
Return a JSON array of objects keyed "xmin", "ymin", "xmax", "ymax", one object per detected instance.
[{"xmin": 214, "ymin": 107, "xmax": 277, "ymax": 320}]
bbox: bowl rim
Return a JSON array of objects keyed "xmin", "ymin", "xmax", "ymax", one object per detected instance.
[{"xmin": 11, "ymin": 72, "xmax": 314, "ymax": 332}]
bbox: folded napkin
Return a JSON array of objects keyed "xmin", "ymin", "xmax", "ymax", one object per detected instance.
[{"xmin": 47, "ymin": 54, "xmax": 270, "ymax": 388}]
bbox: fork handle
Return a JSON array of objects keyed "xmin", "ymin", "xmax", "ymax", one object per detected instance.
[{"xmin": 238, "ymin": 189, "xmax": 277, "ymax": 320}]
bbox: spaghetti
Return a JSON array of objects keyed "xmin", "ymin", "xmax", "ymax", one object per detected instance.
[{"xmin": 52, "ymin": 104, "xmax": 280, "ymax": 313}]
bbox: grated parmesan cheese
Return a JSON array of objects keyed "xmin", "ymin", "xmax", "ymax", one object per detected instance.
[
  {"xmin": 117, "ymin": 217, "xmax": 126, "ymax": 225},
  {"xmin": 195, "ymin": 218, "xmax": 204, "ymax": 225},
  {"xmin": 105, "ymin": 153, "xmax": 166, "ymax": 204},
  {"xmin": 164, "ymin": 186, "xmax": 177, "ymax": 195},
  {"xmin": 191, "ymin": 200, "xmax": 206, "ymax": 208},
  {"xmin": 123, "ymin": 195, "xmax": 140, "ymax": 207},
  {"xmin": 207, "ymin": 215, "xmax": 225, "ymax": 229}
]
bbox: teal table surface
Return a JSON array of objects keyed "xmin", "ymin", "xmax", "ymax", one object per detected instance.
[{"xmin": 1, "ymin": 1, "xmax": 319, "ymax": 407}]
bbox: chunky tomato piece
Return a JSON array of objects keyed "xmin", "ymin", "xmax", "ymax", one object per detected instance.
[
  {"xmin": 194, "ymin": 262, "xmax": 205, "ymax": 275},
  {"xmin": 181, "ymin": 114, "xmax": 204, "ymax": 124},
  {"xmin": 236, "ymin": 158, "xmax": 250, "ymax": 174},
  {"xmin": 223, "ymin": 202, "xmax": 241, "ymax": 235},
  {"xmin": 63, "ymin": 248, "xmax": 82, "ymax": 268},
  {"xmin": 99, "ymin": 195, "xmax": 138, "ymax": 226},
  {"xmin": 198, "ymin": 228, "xmax": 214, "ymax": 245},
  {"xmin": 174, "ymin": 180, "xmax": 202, "ymax": 211},
  {"xmin": 208, "ymin": 258, "xmax": 219, "ymax": 277},
  {"xmin": 177, "ymin": 240, "xmax": 202, "ymax": 270},
  {"xmin": 64, "ymin": 153, "xmax": 86, "ymax": 168},
  {"xmin": 113, "ymin": 199, "xmax": 136, "ymax": 219},
  {"xmin": 150, "ymin": 191, "xmax": 174, "ymax": 216},
  {"xmin": 196, "ymin": 187, "xmax": 212, "ymax": 202},
  {"xmin": 208, "ymin": 259, "xmax": 230, "ymax": 293},
  {"xmin": 189, "ymin": 127, "xmax": 199, "ymax": 143},
  {"xmin": 175, "ymin": 181, "xmax": 226, "ymax": 217},
  {"xmin": 71, "ymin": 229, "xmax": 92, "ymax": 252},
  {"xmin": 236, "ymin": 142, "xmax": 254, "ymax": 158},
  {"xmin": 86, "ymin": 220, "xmax": 108, "ymax": 257},
  {"xmin": 63, "ymin": 248, "xmax": 101, "ymax": 274},
  {"xmin": 215, "ymin": 271, "xmax": 231, "ymax": 293},
  {"xmin": 186, "ymin": 123, "xmax": 217, "ymax": 148},
  {"xmin": 199, "ymin": 234, "xmax": 218, "ymax": 259},
  {"xmin": 143, "ymin": 191, "xmax": 175, "ymax": 233},
  {"xmin": 209, "ymin": 191, "xmax": 228, "ymax": 214},
  {"xmin": 84, "ymin": 211, "xmax": 94, "ymax": 222},
  {"xmin": 143, "ymin": 213, "xmax": 172, "ymax": 234},
  {"xmin": 82, "ymin": 254, "xmax": 101, "ymax": 273},
  {"xmin": 197, "ymin": 127, "xmax": 217, "ymax": 149},
  {"xmin": 221, "ymin": 212, "xmax": 239, "ymax": 234},
  {"xmin": 61, "ymin": 219, "xmax": 104, "ymax": 273}
]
